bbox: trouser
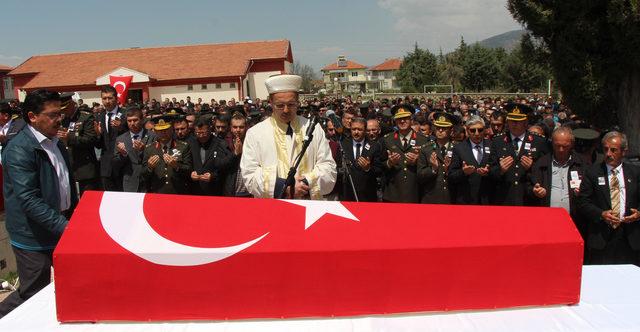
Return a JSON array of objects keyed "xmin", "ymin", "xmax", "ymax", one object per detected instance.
[
  {"xmin": 0, "ymin": 247, "xmax": 53, "ymax": 318},
  {"xmin": 587, "ymin": 228, "xmax": 637, "ymax": 265},
  {"xmin": 101, "ymin": 176, "xmax": 122, "ymax": 192}
]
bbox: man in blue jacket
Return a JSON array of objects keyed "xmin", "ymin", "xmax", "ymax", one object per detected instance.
[{"xmin": 0, "ymin": 89, "xmax": 78, "ymax": 318}]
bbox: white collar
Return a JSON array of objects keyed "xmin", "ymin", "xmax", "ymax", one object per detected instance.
[
  {"xmin": 510, "ymin": 133, "xmax": 526, "ymax": 141},
  {"xmin": 606, "ymin": 163, "xmax": 623, "ymax": 175},
  {"xmin": 28, "ymin": 125, "xmax": 58, "ymax": 145}
]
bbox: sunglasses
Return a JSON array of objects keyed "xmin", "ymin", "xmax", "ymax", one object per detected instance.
[{"xmin": 468, "ymin": 128, "xmax": 484, "ymax": 133}]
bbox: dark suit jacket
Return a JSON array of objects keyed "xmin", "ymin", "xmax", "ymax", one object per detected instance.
[
  {"xmin": 417, "ymin": 140, "xmax": 456, "ymax": 204},
  {"xmin": 489, "ymin": 132, "xmax": 549, "ymax": 206},
  {"xmin": 577, "ymin": 162, "xmax": 640, "ymax": 250},
  {"xmin": 113, "ymin": 129, "xmax": 155, "ymax": 192},
  {"xmin": 96, "ymin": 108, "xmax": 128, "ymax": 177},
  {"xmin": 380, "ymin": 130, "xmax": 431, "ymax": 203},
  {"xmin": 187, "ymin": 135, "xmax": 232, "ymax": 196},
  {"xmin": 338, "ymin": 138, "xmax": 384, "ymax": 202},
  {"xmin": 448, "ymin": 139, "xmax": 493, "ymax": 205}
]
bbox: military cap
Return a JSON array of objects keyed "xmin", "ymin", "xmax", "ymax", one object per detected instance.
[
  {"xmin": 60, "ymin": 92, "xmax": 75, "ymax": 110},
  {"xmin": 504, "ymin": 103, "xmax": 532, "ymax": 121},
  {"xmin": 574, "ymin": 128, "xmax": 600, "ymax": 141},
  {"xmin": 391, "ymin": 104, "xmax": 413, "ymax": 120},
  {"xmin": 433, "ymin": 111, "xmax": 458, "ymax": 128},
  {"xmin": 153, "ymin": 117, "xmax": 173, "ymax": 131},
  {"xmin": 164, "ymin": 108, "xmax": 186, "ymax": 120}
]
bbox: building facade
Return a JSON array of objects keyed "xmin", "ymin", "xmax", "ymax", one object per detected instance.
[
  {"xmin": 8, "ymin": 40, "xmax": 294, "ymax": 104},
  {"xmin": 0, "ymin": 65, "xmax": 14, "ymax": 100},
  {"xmin": 321, "ymin": 56, "xmax": 402, "ymax": 94}
]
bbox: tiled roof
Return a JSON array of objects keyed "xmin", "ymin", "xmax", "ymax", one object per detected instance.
[
  {"xmin": 0, "ymin": 64, "xmax": 13, "ymax": 71},
  {"xmin": 322, "ymin": 60, "xmax": 367, "ymax": 71},
  {"xmin": 9, "ymin": 40, "xmax": 292, "ymax": 88},
  {"xmin": 369, "ymin": 58, "xmax": 402, "ymax": 71}
]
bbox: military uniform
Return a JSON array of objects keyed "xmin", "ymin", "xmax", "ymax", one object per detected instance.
[
  {"xmin": 489, "ymin": 132, "xmax": 548, "ymax": 205},
  {"xmin": 380, "ymin": 130, "xmax": 431, "ymax": 203},
  {"xmin": 141, "ymin": 139, "xmax": 193, "ymax": 194},
  {"xmin": 417, "ymin": 140, "xmax": 456, "ymax": 204}
]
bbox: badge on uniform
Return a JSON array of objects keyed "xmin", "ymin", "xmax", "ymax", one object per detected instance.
[
  {"xmin": 364, "ymin": 143, "xmax": 370, "ymax": 150},
  {"xmin": 446, "ymin": 150, "xmax": 453, "ymax": 158},
  {"xmin": 524, "ymin": 142, "xmax": 531, "ymax": 151},
  {"xmin": 410, "ymin": 139, "xmax": 416, "ymax": 146},
  {"xmin": 484, "ymin": 146, "xmax": 491, "ymax": 154},
  {"xmin": 570, "ymin": 171, "xmax": 581, "ymax": 189},
  {"xmin": 171, "ymin": 149, "xmax": 182, "ymax": 158},
  {"xmin": 67, "ymin": 122, "xmax": 76, "ymax": 132},
  {"xmin": 598, "ymin": 177, "xmax": 606, "ymax": 186},
  {"xmin": 214, "ymin": 151, "xmax": 217, "ymax": 158}
]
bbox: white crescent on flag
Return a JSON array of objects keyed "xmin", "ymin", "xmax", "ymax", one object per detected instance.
[
  {"xmin": 112, "ymin": 81, "xmax": 126, "ymax": 97},
  {"xmin": 99, "ymin": 192, "xmax": 268, "ymax": 266}
]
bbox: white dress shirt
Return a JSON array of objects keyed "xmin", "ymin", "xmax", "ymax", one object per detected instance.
[
  {"xmin": 471, "ymin": 141, "xmax": 484, "ymax": 163},
  {"xmin": 352, "ymin": 138, "xmax": 365, "ymax": 160},
  {"xmin": 28, "ymin": 125, "xmax": 71, "ymax": 211},
  {"xmin": 105, "ymin": 106, "xmax": 118, "ymax": 133},
  {"xmin": 606, "ymin": 163, "xmax": 626, "ymax": 218},
  {"xmin": 0, "ymin": 118, "xmax": 12, "ymax": 136},
  {"xmin": 510, "ymin": 133, "xmax": 526, "ymax": 152}
]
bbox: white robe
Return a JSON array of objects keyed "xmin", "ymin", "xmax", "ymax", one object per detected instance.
[{"xmin": 240, "ymin": 116, "xmax": 336, "ymax": 199}]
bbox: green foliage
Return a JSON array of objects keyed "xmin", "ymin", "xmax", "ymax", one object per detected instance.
[
  {"xmin": 500, "ymin": 34, "xmax": 551, "ymax": 92},
  {"xmin": 397, "ymin": 43, "xmax": 440, "ymax": 92},
  {"xmin": 508, "ymin": 0, "xmax": 640, "ymax": 127},
  {"xmin": 461, "ymin": 43, "xmax": 501, "ymax": 92}
]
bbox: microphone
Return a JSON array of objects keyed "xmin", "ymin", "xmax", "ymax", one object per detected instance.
[
  {"xmin": 304, "ymin": 116, "xmax": 318, "ymax": 141},
  {"xmin": 325, "ymin": 110, "xmax": 343, "ymax": 134}
]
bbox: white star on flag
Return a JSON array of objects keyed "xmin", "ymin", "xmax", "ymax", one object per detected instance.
[{"xmin": 280, "ymin": 200, "xmax": 359, "ymax": 229}]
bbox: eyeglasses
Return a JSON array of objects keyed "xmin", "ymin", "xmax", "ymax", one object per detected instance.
[
  {"xmin": 39, "ymin": 111, "xmax": 63, "ymax": 120},
  {"xmin": 468, "ymin": 128, "xmax": 484, "ymax": 133},
  {"xmin": 273, "ymin": 102, "xmax": 299, "ymax": 111}
]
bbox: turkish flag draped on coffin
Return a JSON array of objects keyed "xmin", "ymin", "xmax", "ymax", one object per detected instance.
[
  {"xmin": 108, "ymin": 75, "xmax": 133, "ymax": 106},
  {"xmin": 54, "ymin": 191, "xmax": 583, "ymax": 322}
]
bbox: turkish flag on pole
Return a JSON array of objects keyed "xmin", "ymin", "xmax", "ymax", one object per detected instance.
[{"xmin": 109, "ymin": 75, "xmax": 133, "ymax": 106}]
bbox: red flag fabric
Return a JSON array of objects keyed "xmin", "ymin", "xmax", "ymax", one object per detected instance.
[
  {"xmin": 108, "ymin": 75, "xmax": 133, "ymax": 106},
  {"xmin": 54, "ymin": 192, "xmax": 583, "ymax": 322}
]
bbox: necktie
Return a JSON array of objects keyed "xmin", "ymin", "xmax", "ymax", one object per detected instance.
[
  {"xmin": 163, "ymin": 145, "xmax": 169, "ymax": 155},
  {"xmin": 402, "ymin": 138, "xmax": 408, "ymax": 149},
  {"xmin": 475, "ymin": 145, "xmax": 483, "ymax": 163},
  {"xmin": 286, "ymin": 122, "xmax": 293, "ymax": 137},
  {"xmin": 355, "ymin": 143, "xmax": 362, "ymax": 160},
  {"xmin": 513, "ymin": 137, "xmax": 520, "ymax": 152},
  {"xmin": 610, "ymin": 169, "xmax": 621, "ymax": 220},
  {"xmin": 441, "ymin": 145, "xmax": 446, "ymax": 157}
]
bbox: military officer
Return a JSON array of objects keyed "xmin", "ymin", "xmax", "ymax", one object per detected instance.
[
  {"xmin": 141, "ymin": 117, "xmax": 192, "ymax": 194},
  {"xmin": 57, "ymin": 92, "xmax": 100, "ymax": 194},
  {"xmin": 417, "ymin": 112, "xmax": 458, "ymax": 204},
  {"xmin": 489, "ymin": 103, "xmax": 548, "ymax": 205},
  {"xmin": 380, "ymin": 104, "xmax": 431, "ymax": 203}
]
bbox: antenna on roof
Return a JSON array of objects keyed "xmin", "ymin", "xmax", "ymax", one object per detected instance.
[{"xmin": 337, "ymin": 55, "xmax": 346, "ymax": 68}]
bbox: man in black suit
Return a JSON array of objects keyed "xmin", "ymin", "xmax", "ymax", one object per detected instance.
[
  {"xmin": 338, "ymin": 117, "xmax": 384, "ymax": 202},
  {"xmin": 221, "ymin": 112, "xmax": 251, "ymax": 197},
  {"xmin": 188, "ymin": 116, "xmax": 232, "ymax": 196},
  {"xmin": 449, "ymin": 115, "xmax": 493, "ymax": 205},
  {"xmin": 528, "ymin": 127, "xmax": 587, "ymax": 239},
  {"xmin": 489, "ymin": 103, "xmax": 548, "ymax": 205},
  {"xmin": 578, "ymin": 131, "xmax": 640, "ymax": 265},
  {"xmin": 113, "ymin": 107, "xmax": 156, "ymax": 192},
  {"xmin": 95, "ymin": 85, "xmax": 128, "ymax": 191}
]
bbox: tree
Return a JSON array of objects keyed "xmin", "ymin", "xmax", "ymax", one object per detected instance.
[
  {"xmin": 500, "ymin": 34, "xmax": 551, "ymax": 92},
  {"xmin": 508, "ymin": 0, "xmax": 640, "ymax": 154},
  {"xmin": 460, "ymin": 44, "xmax": 501, "ymax": 92},
  {"xmin": 291, "ymin": 61, "xmax": 317, "ymax": 93},
  {"xmin": 397, "ymin": 42, "xmax": 440, "ymax": 92}
]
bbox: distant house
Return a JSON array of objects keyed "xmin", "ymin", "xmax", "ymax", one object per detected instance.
[
  {"xmin": 321, "ymin": 56, "xmax": 402, "ymax": 93},
  {"xmin": 0, "ymin": 64, "xmax": 14, "ymax": 100},
  {"xmin": 369, "ymin": 58, "xmax": 402, "ymax": 92},
  {"xmin": 8, "ymin": 40, "xmax": 294, "ymax": 104}
]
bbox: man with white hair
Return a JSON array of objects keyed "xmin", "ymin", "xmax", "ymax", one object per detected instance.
[{"xmin": 240, "ymin": 74, "xmax": 336, "ymax": 199}]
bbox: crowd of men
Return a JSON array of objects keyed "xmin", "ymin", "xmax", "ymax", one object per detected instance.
[{"xmin": 1, "ymin": 75, "xmax": 639, "ymax": 317}]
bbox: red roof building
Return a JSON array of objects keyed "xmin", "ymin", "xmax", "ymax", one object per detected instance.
[
  {"xmin": 8, "ymin": 40, "xmax": 294, "ymax": 103},
  {"xmin": 321, "ymin": 56, "xmax": 402, "ymax": 93}
]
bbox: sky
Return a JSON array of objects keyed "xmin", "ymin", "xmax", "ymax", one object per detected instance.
[{"xmin": 0, "ymin": 0, "xmax": 522, "ymax": 72}]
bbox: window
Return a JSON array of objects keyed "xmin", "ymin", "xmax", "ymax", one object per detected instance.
[
  {"xmin": 351, "ymin": 72, "xmax": 358, "ymax": 77},
  {"xmin": 201, "ymin": 84, "xmax": 208, "ymax": 90},
  {"xmin": 230, "ymin": 82, "xmax": 236, "ymax": 89},
  {"xmin": 187, "ymin": 85, "xmax": 193, "ymax": 91},
  {"xmin": 215, "ymin": 83, "xmax": 222, "ymax": 89}
]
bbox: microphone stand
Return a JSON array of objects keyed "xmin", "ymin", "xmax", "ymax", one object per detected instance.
[
  {"xmin": 280, "ymin": 116, "xmax": 319, "ymax": 199},
  {"xmin": 339, "ymin": 142, "xmax": 360, "ymax": 202}
]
